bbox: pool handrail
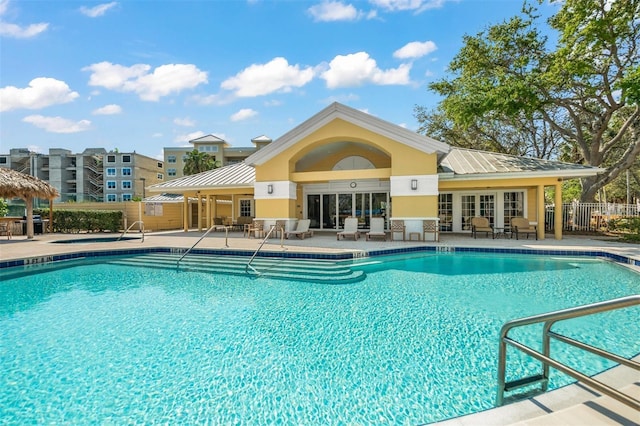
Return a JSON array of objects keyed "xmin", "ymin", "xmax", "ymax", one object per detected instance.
[
  {"xmin": 117, "ymin": 221, "xmax": 145, "ymax": 242},
  {"xmin": 245, "ymin": 223, "xmax": 284, "ymax": 275},
  {"xmin": 177, "ymin": 224, "xmax": 229, "ymax": 270},
  {"xmin": 496, "ymin": 294, "xmax": 640, "ymax": 409}
]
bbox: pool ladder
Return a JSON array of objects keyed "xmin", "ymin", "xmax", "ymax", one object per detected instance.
[
  {"xmin": 176, "ymin": 224, "xmax": 230, "ymax": 271},
  {"xmin": 246, "ymin": 224, "xmax": 284, "ymax": 276},
  {"xmin": 117, "ymin": 221, "xmax": 145, "ymax": 242},
  {"xmin": 496, "ymin": 294, "xmax": 640, "ymax": 409}
]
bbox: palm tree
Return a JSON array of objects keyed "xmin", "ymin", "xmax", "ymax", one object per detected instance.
[{"xmin": 183, "ymin": 149, "xmax": 219, "ymax": 175}]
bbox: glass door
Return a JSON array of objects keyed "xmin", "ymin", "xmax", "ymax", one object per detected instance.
[
  {"xmin": 307, "ymin": 194, "xmax": 320, "ymax": 229},
  {"xmin": 322, "ymin": 194, "xmax": 336, "ymax": 229},
  {"xmin": 479, "ymin": 194, "xmax": 495, "ymax": 226},
  {"xmin": 355, "ymin": 193, "xmax": 370, "ymax": 229},
  {"xmin": 338, "ymin": 193, "xmax": 352, "ymax": 229},
  {"xmin": 461, "ymin": 195, "xmax": 476, "ymax": 231}
]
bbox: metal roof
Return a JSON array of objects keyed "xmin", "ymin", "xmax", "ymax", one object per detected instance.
[
  {"xmin": 440, "ymin": 148, "xmax": 603, "ymax": 179},
  {"xmin": 142, "ymin": 193, "xmax": 231, "ymax": 203},
  {"xmin": 147, "ymin": 162, "xmax": 255, "ymax": 192}
]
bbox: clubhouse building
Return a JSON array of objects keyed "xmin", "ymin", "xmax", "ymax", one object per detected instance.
[{"xmin": 148, "ymin": 102, "xmax": 602, "ymax": 240}]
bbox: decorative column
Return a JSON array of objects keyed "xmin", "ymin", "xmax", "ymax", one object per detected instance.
[
  {"xmin": 537, "ymin": 184, "xmax": 545, "ymax": 240},
  {"xmin": 554, "ymin": 183, "xmax": 563, "ymax": 240},
  {"xmin": 183, "ymin": 194, "xmax": 189, "ymax": 232}
]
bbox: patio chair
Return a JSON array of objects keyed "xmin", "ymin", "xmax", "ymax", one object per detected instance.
[
  {"xmin": 390, "ymin": 220, "xmax": 405, "ymax": 241},
  {"xmin": 423, "ymin": 219, "xmax": 439, "ymax": 242},
  {"xmin": 471, "ymin": 217, "xmax": 494, "ymax": 239},
  {"xmin": 511, "ymin": 217, "xmax": 538, "ymax": 240},
  {"xmin": 246, "ymin": 219, "xmax": 265, "ymax": 238},
  {"xmin": 337, "ymin": 217, "xmax": 360, "ymax": 240},
  {"xmin": 0, "ymin": 223, "xmax": 12, "ymax": 240},
  {"xmin": 366, "ymin": 217, "xmax": 387, "ymax": 241},
  {"xmin": 271, "ymin": 219, "xmax": 287, "ymax": 238},
  {"xmin": 285, "ymin": 219, "xmax": 313, "ymax": 239}
]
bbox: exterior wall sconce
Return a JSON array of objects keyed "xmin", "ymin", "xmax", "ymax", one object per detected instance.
[
  {"xmin": 411, "ymin": 179, "xmax": 418, "ymax": 190},
  {"xmin": 267, "ymin": 184, "xmax": 274, "ymax": 194}
]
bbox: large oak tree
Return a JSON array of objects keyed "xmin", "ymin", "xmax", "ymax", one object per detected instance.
[{"xmin": 419, "ymin": 0, "xmax": 639, "ymax": 201}]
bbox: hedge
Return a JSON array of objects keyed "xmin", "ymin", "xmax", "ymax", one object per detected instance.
[{"xmin": 35, "ymin": 209, "xmax": 123, "ymax": 233}]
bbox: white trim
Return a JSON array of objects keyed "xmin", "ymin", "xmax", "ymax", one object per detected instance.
[
  {"xmin": 254, "ymin": 181, "xmax": 296, "ymax": 199},
  {"xmin": 390, "ymin": 175, "xmax": 438, "ymax": 196}
]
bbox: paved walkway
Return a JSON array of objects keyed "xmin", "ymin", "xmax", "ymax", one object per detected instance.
[{"xmin": 1, "ymin": 229, "xmax": 639, "ymax": 265}]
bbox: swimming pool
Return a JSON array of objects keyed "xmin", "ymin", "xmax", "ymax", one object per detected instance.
[{"xmin": 1, "ymin": 252, "xmax": 638, "ymax": 424}]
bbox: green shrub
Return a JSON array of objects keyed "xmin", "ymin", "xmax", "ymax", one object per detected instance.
[
  {"xmin": 36, "ymin": 209, "xmax": 123, "ymax": 233},
  {"xmin": 607, "ymin": 217, "xmax": 640, "ymax": 242}
]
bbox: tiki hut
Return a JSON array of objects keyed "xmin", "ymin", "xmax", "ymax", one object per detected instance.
[{"xmin": 0, "ymin": 168, "xmax": 59, "ymax": 239}]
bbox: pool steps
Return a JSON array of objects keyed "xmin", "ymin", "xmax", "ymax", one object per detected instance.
[{"xmin": 105, "ymin": 253, "xmax": 365, "ymax": 283}]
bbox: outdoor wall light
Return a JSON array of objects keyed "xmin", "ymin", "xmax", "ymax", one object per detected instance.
[
  {"xmin": 411, "ymin": 179, "xmax": 418, "ymax": 190},
  {"xmin": 267, "ymin": 184, "xmax": 274, "ymax": 194}
]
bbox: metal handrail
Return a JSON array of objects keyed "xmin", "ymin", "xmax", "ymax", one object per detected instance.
[
  {"xmin": 496, "ymin": 295, "xmax": 640, "ymax": 409},
  {"xmin": 117, "ymin": 220, "xmax": 145, "ymax": 242},
  {"xmin": 176, "ymin": 224, "xmax": 228, "ymax": 270},
  {"xmin": 245, "ymin": 224, "xmax": 283, "ymax": 275}
]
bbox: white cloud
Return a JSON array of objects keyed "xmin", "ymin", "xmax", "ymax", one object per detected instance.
[
  {"xmin": 369, "ymin": 0, "xmax": 447, "ymax": 12},
  {"xmin": 321, "ymin": 52, "xmax": 412, "ymax": 88},
  {"xmin": 174, "ymin": 131, "xmax": 205, "ymax": 144},
  {"xmin": 92, "ymin": 104, "xmax": 122, "ymax": 115},
  {"xmin": 23, "ymin": 115, "xmax": 91, "ymax": 133},
  {"xmin": 230, "ymin": 108, "xmax": 258, "ymax": 122},
  {"xmin": 174, "ymin": 117, "xmax": 195, "ymax": 127},
  {"xmin": 84, "ymin": 62, "xmax": 208, "ymax": 101},
  {"xmin": 394, "ymin": 40, "xmax": 437, "ymax": 59},
  {"xmin": 0, "ymin": 77, "xmax": 79, "ymax": 112},
  {"xmin": 80, "ymin": 2, "xmax": 118, "ymax": 17},
  {"xmin": 308, "ymin": 1, "xmax": 358, "ymax": 22},
  {"xmin": 0, "ymin": 0, "xmax": 49, "ymax": 38},
  {"xmin": 0, "ymin": 21, "xmax": 48, "ymax": 38},
  {"xmin": 221, "ymin": 57, "xmax": 315, "ymax": 97},
  {"xmin": 27, "ymin": 144, "xmax": 44, "ymax": 153}
]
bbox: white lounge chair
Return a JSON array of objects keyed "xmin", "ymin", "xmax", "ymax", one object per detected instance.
[
  {"xmin": 366, "ymin": 217, "xmax": 386, "ymax": 241},
  {"xmin": 337, "ymin": 217, "xmax": 360, "ymax": 240},
  {"xmin": 285, "ymin": 219, "xmax": 313, "ymax": 239}
]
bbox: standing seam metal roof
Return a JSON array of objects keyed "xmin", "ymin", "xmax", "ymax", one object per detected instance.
[{"xmin": 148, "ymin": 162, "xmax": 255, "ymax": 190}]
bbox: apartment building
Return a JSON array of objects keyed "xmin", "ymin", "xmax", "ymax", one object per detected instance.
[
  {"xmin": 0, "ymin": 148, "xmax": 164, "ymax": 203},
  {"xmin": 164, "ymin": 134, "xmax": 271, "ymax": 179}
]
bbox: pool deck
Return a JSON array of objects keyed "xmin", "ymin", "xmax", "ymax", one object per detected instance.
[{"xmin": 1, "ymin": 230, "xmax": 639, "ymax": 425}]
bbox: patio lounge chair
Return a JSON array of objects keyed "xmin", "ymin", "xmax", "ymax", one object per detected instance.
[
  {"xmin": 511, "ymin": 217, "xmax": 538, "ymax": 240},
  {"xmin": 285, "ymin": 219, "xmax": 313, "ymax": 239},
  {"xmin": 337, "ymin": 217, "xmax": 360, "ymax": 240},
  {"xmin": 471, "ymin": 217, "xmax": 494, "ymax": 239},
  {"xmin": 366, "ymin": 217, "xmax": 386, "ymax": 241}
]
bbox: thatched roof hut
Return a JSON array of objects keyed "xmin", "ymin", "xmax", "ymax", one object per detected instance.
[{"xmin": 0, "ymin": 168, "xmax": 59, "ymax": 239}]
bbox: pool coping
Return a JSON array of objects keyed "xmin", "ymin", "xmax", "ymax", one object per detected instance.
[{"xmin": 2, "ymin": 244, "xmax": 639, "ymax": 270}]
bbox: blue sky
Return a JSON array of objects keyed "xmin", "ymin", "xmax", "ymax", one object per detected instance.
[{"xmin": 0, "ymin": 0, "xmax": 559, "ymax": 160}]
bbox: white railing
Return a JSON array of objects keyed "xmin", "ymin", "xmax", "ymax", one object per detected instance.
[{"xmin": 545, "ymin": 202, "xmax": 640, "ymax": 231}]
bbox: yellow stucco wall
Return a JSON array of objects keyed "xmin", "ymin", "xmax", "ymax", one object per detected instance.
[
  {"xmin": 392, "ymin": 195, "xmax": 438, "ymax": 217},
  {"xmin": 255, "ymin": 199, "xmax": 296, "ymax": 218}
]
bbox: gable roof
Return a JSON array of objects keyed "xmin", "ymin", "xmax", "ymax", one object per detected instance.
[
  {"xmin": 190, "ymin": 134, "xmax": 229, "ymax": 145},
  {"xmin": 439, "ymin": 148, "xmax": 603, "ymax": 180},
  {"xmin": 245, "ymin": 102, "xmax": 450, "ymax": 166},
  {"xmin": 147, "ymin": 162, "xmax": 255, "ymax": 192}
]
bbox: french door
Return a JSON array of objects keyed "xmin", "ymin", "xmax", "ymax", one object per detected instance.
[{"xmin": 461, "ymin": 194, "xmax": 495, "ymax": 231}]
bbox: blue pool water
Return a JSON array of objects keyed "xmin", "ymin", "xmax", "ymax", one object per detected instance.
[{"xmin": 1, "ymin": 253, "xmax": 638, "ymax": 424}]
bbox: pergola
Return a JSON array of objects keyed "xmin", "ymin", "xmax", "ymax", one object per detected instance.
[{"xmin": 0, "ymin": 168, "xmax": 59, "ymax": 239}]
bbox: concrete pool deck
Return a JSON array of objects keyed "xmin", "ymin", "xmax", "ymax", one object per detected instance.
[{"xmin": 1, "ymin": 230, "xmax": 638, "ymax": 425}]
